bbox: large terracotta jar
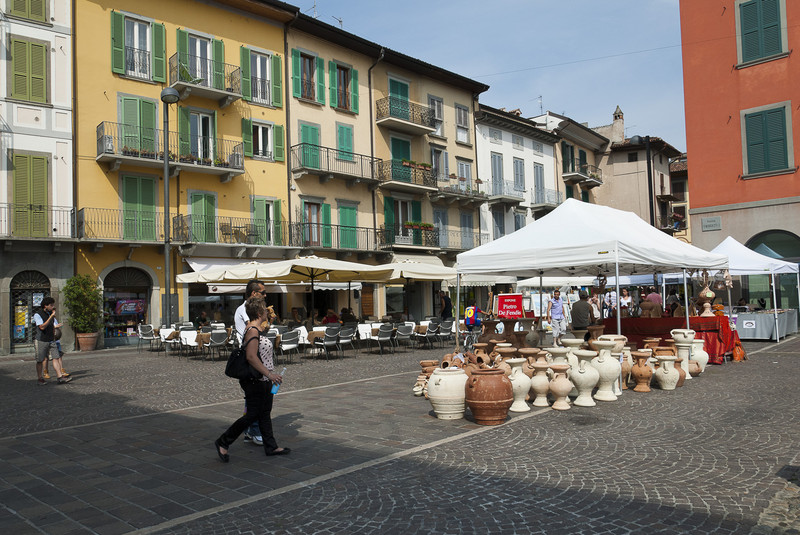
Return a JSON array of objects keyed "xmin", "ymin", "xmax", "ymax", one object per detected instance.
[
  {"xmin": 529, "ymin": 361, "xmax": 551, "ymax": 407},
  {"xmin": 590, "ymin": 339, "xmax": 620, "ymax": 402},
  {"xmin": 691, "ymin": 338, "xmax": 710, "ymax": 373},
  {"xmin": 653, "ymin": 354, "xmax": 680, "ymax": 390},
  {"xmin": 464, "ymin": 369, "xmax": 513, "ymax": 425},
  {"xmin": 472, "ymin": 343, "xmax": 490, "ymax": 365},
  {"xmin": 571, "ymin": 349, "xmax": 600, "ymax": 407},
  {"xmin": 507, "ymin": 358, "xmax": 531, "ymax": 412},
  {"xmin": 427, "ymin": 368, "xmax": 469, "ymax": 419},
  {"xmin": 548, "ymin": 363, "xmax": 572, "ymax": 411},
  {"xmin": 642, "ymin": 338, "xmax": 662, "ymax": 353},
  {"xmin": 688, "ymin": 359, "xmax": 702, "ymax": 377},
  {"xmin": 630, "ymin": 351, "xmax": 653, "ymax": 392},
  {"xmin": 674, "ymin": 357, "xmax": 687, "ymax": 387},
  {"xmin": 518, "ymin": 348, "xmax": 540, "ymax": 379}
]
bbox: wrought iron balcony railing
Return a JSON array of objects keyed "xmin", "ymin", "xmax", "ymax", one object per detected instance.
[
  {"xmin": 290, "ymin": 143, "xmax": 380, "ymax": 181},
  {"xmin": 0, "ymin": 203, "xmax": 75, "ymax": 239},
  {"xmin": 77, "ymin": 207, "xmax": 166, "ymax": 242},
  {"xmin": 434, "ymin": 175, "xmax": 489, "ymax": 199},
  {"xmin": 173, "ymin": 214, "xmax": 291, "ymax": 246},
  {"xmin": 659, "ymin": 215, "xmax": 686, "ymax": 232},
  {"xmin": 168, "ymin": 52, "xmax": 242, "ymax": 97},
  {"xmin": 292, "ymin": 222, "xmax": 378, "ymax": 251},
  {"xmin": 437, "ymin": 229, "xmax": 490, "ymax": 251},
  {"xmin": 124, "ymin": 46, "xmax": 151, "ymax": 80},
  {"xmin": 488, "ymin": 180, "xmax": 525, "ymax": 199},
  {"xmin": 375, "ymin": 97, "xmax": 435, "ymax": 128},
  {"xmin": 532, "ymin": 188, "xmax": 563, "ymax": 206},
  {"xmin": 251, "ymin": 76, "xmax": 271, "ymax": 105},
  {"xmin": 377, "ymin": 161, "xmax": 437, "ymax": 188},
  {"xmin": 378, "ymin": 224, "xmax": 439, "ymax": 249},
  {"xmin": 563, "ymin": 159, "xmax": 603, "ymax": 185}
]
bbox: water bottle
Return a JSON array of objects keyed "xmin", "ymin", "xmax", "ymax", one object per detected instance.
[{"xmin": 270, "ymin": 367, "xmax": 286, "ymax": 395}]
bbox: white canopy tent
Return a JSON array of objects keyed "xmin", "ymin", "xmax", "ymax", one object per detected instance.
[{"xmin": 456, "ymin": 199, "xmax": 729, "ymax": 335}]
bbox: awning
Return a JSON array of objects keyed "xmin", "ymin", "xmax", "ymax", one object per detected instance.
[
  {"xmin": 207, "ymin": 282, "xmax": 361, "ymax": 294},
  {"xmin": 391, "ymin": 254, "xmax": 445, "ymax": 266}
]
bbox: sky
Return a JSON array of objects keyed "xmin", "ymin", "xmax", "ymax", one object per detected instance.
[{"xmin": 300, "ymin": 0, "xmax": 687, "ymax": 151}]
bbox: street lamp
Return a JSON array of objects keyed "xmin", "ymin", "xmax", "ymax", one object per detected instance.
[
  {"xmin": 160, "ymin": 87, "xmax": 180, "ymax": 327},
  {"xmin": 630, "ymin": 135, "xmax": 655, "ymax": 227}
]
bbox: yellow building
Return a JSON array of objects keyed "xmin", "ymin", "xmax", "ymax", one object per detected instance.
[{"xmin": 74, "ymin": 0, "xmax": 294, "ymax": 346}]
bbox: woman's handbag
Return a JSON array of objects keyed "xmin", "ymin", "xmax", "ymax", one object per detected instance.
[
  {"xmin": 54, "ymin": 327, "xmax": 62, "ymax": 341},
  {"xmin": 224, "ymin": 332, "xmax": 259, "ymax": 380}
]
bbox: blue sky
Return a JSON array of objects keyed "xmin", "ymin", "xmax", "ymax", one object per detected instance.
[{"xmin": 303, "ymin": 0, "xmax": 686, "ymax": 151}]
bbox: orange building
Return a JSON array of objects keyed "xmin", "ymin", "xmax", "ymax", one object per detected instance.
[{"xmin": 680, "ymin": 0, "xmax": 800, "ymax": 266}]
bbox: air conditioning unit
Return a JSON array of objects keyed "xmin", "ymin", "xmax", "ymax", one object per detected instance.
[{"xmin": 229, "ymin": 153, "xmax": 243, "ymax": 168}]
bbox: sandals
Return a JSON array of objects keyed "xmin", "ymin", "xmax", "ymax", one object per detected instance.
[
  {"xmin": 265, "ymin": 447, "xmax": 291, "ymax": 456},
  {"xmin": 214, "ymin": 439, "xmax": 229, "ymax": 463}
]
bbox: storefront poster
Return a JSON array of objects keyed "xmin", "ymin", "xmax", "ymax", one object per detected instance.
[
  {"xmin": 115, "ymin": 299, "xmax": 145, "ymax": 315},
  {"xmin": 32, "ymin": 293, "xmax": 44, "ymax": 307},
  {"xmin": 497, "ymin": 293, "xmax": 524, "ymax": 318}
]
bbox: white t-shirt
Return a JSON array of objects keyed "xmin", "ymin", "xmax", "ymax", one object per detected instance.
[{"xmin": 234, "ymin": 302, "xmax": 249, "ymax": 342}]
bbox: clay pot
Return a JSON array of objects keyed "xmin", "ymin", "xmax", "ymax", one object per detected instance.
[
  {"xmin": 472, "ymin": 342, "xmax": 489, "ymax": 360},
  {"xmin": 688, "ymin": 359, "xmax": 701, "ymax": 377},
  {"xmin": 691, "ymin": 339, "xmax": 709, "ymax": 373},
  {"xmin": 662, "ymin": 339, "xmax": 677, "ymax": 355},
  {"xmin": 587, "ymin": 324, "xmax": 605, "ymax": 342},
  {"xmin": 529, "ymin": 362, "xmax": 551, "ymax": 407},
  {"xmin": 494, "ymin": 357, "xmax": 512, "ymax": 376},
  {"xmin": 571, "ymin": 349, "xmax": 600, "ymax": 407},
  {"xmin": 653, "ymin": 354, "xmax": 679, "ymax": 390},
  {"xmin": 427, "ymin": 368, "xmax": 469, "ymax": 419},
  {"xmin": 642, "ymin": 338, "xmax": 661, "ymax": 352},
  {"xmin": 463, "ymin": 362, "xmax": 479, "ymax": 378},
  {"xmin": 619, "ymin": 356, "xmax": 632, "ymax": 390},
  {"xmin": 674, "ymin": 357, "xmax": 686, "ymax": 387},
  {"xmin": 496, "ymin": 346, "xmax": 518, "ymax": 361},
  {"xmin": 422, "ymin": 366, "xmax": 437, "ymax": 377},
  {"xmin": 507, "ymin": 358, "xmax": 531, "ymax": 412},
  {"xmin": 413, "ymin": 374, "xmax": 427, "ymax": 396},
  {"xmin": 630, "ymin": 351, "xmax": 653, "ymax": 392},
  {"xmin": 518, "ymin": 348, "xmax": 541, "ymax": 379},
  {"xmin": 598, "ymin": 334, "xmax": 627, "ymax": 353},
  {"xmin": 590, "ymin": 340, "xmax": 620, "ymax": 402},
  {"xmin": 419, "ymin": 360, "xmax": 439, "ymax": 368},
  {"xmin": 464, "ymin": 369, "xmax": 513, "ymax": 426},
  {"xmin": 548, "ymin": 363, "xmax": 572, "ymax": 410},
  {"xmin": 441, "ymin": 354, "xmax": 453, "ymax": 368}
]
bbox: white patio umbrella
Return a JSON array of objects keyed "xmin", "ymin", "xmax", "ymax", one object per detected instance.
[{"xmin": 373, "ymin": 259, "xmax": 457, "ymax": 319}]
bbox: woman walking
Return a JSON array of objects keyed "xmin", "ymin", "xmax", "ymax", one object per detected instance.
[{"xmin": 215, "ymin": 296, "xmax": 290, "ymax": 462}]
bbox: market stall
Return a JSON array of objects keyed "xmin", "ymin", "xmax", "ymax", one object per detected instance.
[{"xmin": 734, "ymin": 310, "xmax": 798, "ymax": 340}]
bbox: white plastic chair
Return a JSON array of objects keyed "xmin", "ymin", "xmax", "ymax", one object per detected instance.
[
  {"xmin": 179, "ymin": 330, "xmax": 199, "ymax": 358},
  {"xmin": 357, "ymin": 324, "xmax": 372, "ymax": 351}
]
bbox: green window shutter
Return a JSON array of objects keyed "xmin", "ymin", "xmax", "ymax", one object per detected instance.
[
  {"xmin": 178, "ymin": 106, "xmax": 191, "ymax": 158},
  {"xmin": 12, "ymin": 154, "xmax": 30, "ymax": 236},
  {"xmin": 121, "ymin": 96, "xmax": 140, "ymax": 152},
  {"xmin": 411, "ymin": 200, "xmax": 422, "ymax": 245},
  {"xmin": 190, "ymin": 193, "xmax": 204, "ymax": 242},
  {"xmin": 29, "ymin": 156, "xmax": 47, "ymax": 236},
  {"xmin": 123, "ymin": 176, "xmax": 140, "ymax": 240},
  {"xmin": 252, "ymin": 198, "xmax": 267, "ymax": 245},
  {"xmin": 176, "ymin": 29, "xmax": 189, "ymax": 69},
  {"xmin": 111, "ymin": 11, "xmax": 125, "ymax": 74},
  {"xmin": 329, "ymin": 61, "xmax": 337, "ymax": 107},
  {"xmin": 565, "ymin": 184, "xmax": 574, "ymax": 199},
  {"xmin": 315, "ymin": 56, "xmax": 325, "ymax": 105},
  {"xmin": 242, "ymin": 118, "xmax": 253, "ymax": 157},
  {"xmin": 740, "ymin": 1, "xmax": 761, "ymax": 62},
  {"xmin": 578, "ymin": 149, "xmax": 587, "ymax": 173},
  {"xmin": 272, "ymin": 199, "xmax": 282, "ymax": 245},
  {"xmin": 336, "ymin": 124, "xmax": 353, "ymax": 161},
  {"xmin": 291, "ymin": 49, "xmax": 301, "ymax": 98},
  {"xmin": 761, "ymin": 0, "xmax": 782, "ymax": 57},
  {"xmin": 561, "ymin": 141, "xmax": 570, "ymax": 173},
  {"xmin": 29, "ymin": 0, "xmax": 46, "ymax": 22},
  {"xmin": 139, "ymin": 177, "xmax": 156, "ymax": 240},
  {"xmin": 152, "ymin": 23, "xmax": 166, "ymax": 82},
  {"xmin": 11, "ymin": 39, "xmax": 30, "ymax": 101},
  {"xmin": 581, "ymin": 190, "xmax": 589, "ymax": 203},
  {"xmin": 321, "ymin": 203, "xmax": 332, "ymax": 247},
  {"xmin": 339, "ymin": 205, "xmax": 357, "ymax": 249},
  {"xmin": 745, "ymin": 111, "xmax": 766, "ymax": 173},
  {"xmin": 765, "ymin": 108, "xmax": 788, "ymax": 171},
  {"xmin": 212, "ymin": 39, "xmax": 225, "ymax": 90},
  {"xmin": 273, "ymin": 124, "xmax": 285, "ymax": 161},
  {"xmin": 9, "ymin": 0, "xmax": 28, "ymax": 18},
  {"xmin": 139, "ymin": 99, "xmax": 157, "ymax": 154},
  {"xmin": 240, "ymin": 46, "xmax": 251, "ymax": 101},
  {"xmin": 28, "ymin": 42, "xmax": 46, "ymax": 103},
  {"xmin": 271, "ymin": 54, "xmax": 282, "ymax": 108},
  {"xmin": 211, "ymin": 110, "xmax": 218, "ymax": 161},
  {"xmin": 350, "ymin": 68, "xmax": 359, "ymax": 114},
  {"xmin": 383, "ymin": 195, "xmax": 395, "ymax": 243}
]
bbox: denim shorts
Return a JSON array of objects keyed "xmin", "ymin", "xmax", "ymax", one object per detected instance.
[{"xmin": 35, "ymin": 340, "xmax": 58, "ymax": 363}]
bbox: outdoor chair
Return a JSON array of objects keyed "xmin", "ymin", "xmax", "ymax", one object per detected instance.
[
  {"xmin": 179, "ymin": 330, "xmax": 200, "ymax": 358},
  {"xmin": 278, "ymin": 329, "xmax": 300, "ymax": 364},
  {"xmin": 415, "ymin": 324, "xmax": 440, "ymax": 350},
  {"xmin": 137, "ymin": 324, "xmax": 159, "ymax": 352},
  {"xmin": 356, "ymin": 323, "xmax": 373, "ymax": 352},
  {"xmin": 159, "ymin": 328, "xmax": 181, "ymax": 357},
  {"xmin": 314, "ymin": 332, "xmax": 340, "ymax": 360},
  {"xmin": 200, "ymin": 326, "xmax": 213, "ymax": 333},
  {"xmin": 205, "ymin": 330, "xmax": 229, "ymax": 361},
  {"xmin": 338, "ymin": 326, "xmax": 357, "ymax": 356},
  {"xmin": 438, "ymin": 319, "xmax": 455, "ymax": 346},
  {"xmin": 324, "ymin": 324, "xmax": 341, "ymax": 336},
  {"xmin": 374, "ymin": 324, "xmax": 395, "ymax": 355},
  {"xmin": 395, "ymin": 324, "xmax": 415, "ymax": 351}
]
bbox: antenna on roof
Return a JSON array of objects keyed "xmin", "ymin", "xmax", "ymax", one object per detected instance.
[
  {"xmin": 537, "ymin": 95, "xmax": 543, "ymax": 115},
  {"xmin": 332, "ymin": 15, "xmax": 343, "ymax": 29},
  {"xmin": 305, "ymin": 1, "xmax": 319, "ymax": 19}
]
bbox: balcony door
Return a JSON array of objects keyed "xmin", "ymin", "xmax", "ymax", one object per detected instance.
[
  {"xmin": 393, "ymin": 199, "xmax": 412, "ymax": 244},
  {"xmin": 190, "ymin": 192, "xmax": 216, "ymax": 243},
  {"xmin": 12, "ymin": 153, "xmax": 48, "ymax": 238},
  {"xmin": 189, "ymin": 111, "xmax": 214, "ymax": 161},
  {"xmin": 339, "ymin": 205, "xmax": 357, "ymax": 249},
  {"xmin": 533, "ymin": 163, "xmax": 545, "ymax": 204},
  {"xmin": 188, "ymin": 35, "xmax": 211, "ymax": 85},
  {"xmin": 491, "ymin": 153, "xmax": 504, "ymax": 195},
  {"xmin": 460, "ymin": 212, "xmax": 474, "ymax": 250},
  {"xmin": 388, "ymin": 79, "xmax": 409, "ymax": 120},
  {"xmin": 124, "ymin": 18, "xmax": 150, "ymax": 79},
  {"xmin": 252, "ymin": 198, "xmax": 273, "ymax": 246},
  {"xmin": 300, "ymin": 124, "xmax": 320, "ymax": 169},
  {"xmin": 391, "ymin": 138, "xmax": 411, "ymax": 182},
  {"xmin": 122, "ymin": 175, "xmax": 156, "ymax": 241},
  {"xmin": 434, "ymin": 209, "xmax": 447, "ymax": 248}
]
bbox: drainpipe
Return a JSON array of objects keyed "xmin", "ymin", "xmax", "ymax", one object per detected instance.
[
  {"xmin": 368, "ymin": 48, "xmax": 385, "ymax": 235},
  {"xmin": 284, "ymin": 12, "xmax": 299, "ymax": 236},
  {"xmin": 71, "ymin": 0, "xmax": 78, "ymax": 275}
]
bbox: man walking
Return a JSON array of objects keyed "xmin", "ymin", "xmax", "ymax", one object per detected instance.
[
  {"xmin": 440, "ymin": 291, "xmax": 453, "ymax": 320},
  {"xmin": 546, "ymin": 289, "xmax": 567, "ymax": 346},
  {"xmin": 235, "ymin": 280, "xmax": 266, "ymax": 445},
  {"xmin": 34, "ymin": 297, "xmax": 71, "ymax": 385}
]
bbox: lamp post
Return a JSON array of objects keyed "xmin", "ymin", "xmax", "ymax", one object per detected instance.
[
  {"xmin": 630, "ymin": 135, "xmax": 655, "ymax": 227},
  {"xmin": 160, "ymin": 87, "xmax": 180, "ymax": 327}
]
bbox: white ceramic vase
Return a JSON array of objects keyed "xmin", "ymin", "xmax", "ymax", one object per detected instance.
[
  {"xmin": 571, "ymin": 349, "xmax": 600, "ymax": 407},
  {"xmin": 529, "ymin": 362, "xmax": 551, "ymax": 407},
  {"xmin": 507, "ymin": 358, "xmax": 531, "ymax": 412},
  {"xmin": 653, "ymin": 355, "xmax": 680, "ymax": 391},
  {"xmin": 598, "ymin": 334, "xmax": 627, "ymax": 353},
  {"xmin": 560, "ymin": 339, "xmax": 582, "ymax": 397},
  {"xmin": 670, "ymin": 328, "xmax": 695, "ymax": 380},
  {"xmin": 691, "ymin": 338, "xmax": 710, "ymax": 373},
  {"xmin": 427, "ymin": 368, "xmax": 469, "ymax": 419},
  {"xmin": 590, "ymin": 339, "xmax": 620, "ymax": 402}
]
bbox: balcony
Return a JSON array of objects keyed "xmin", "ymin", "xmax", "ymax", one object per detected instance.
[
  {"xmin": 376, "ymin": 161, "xmax": 437, "ymax": 193},
  {"xmin": 0, "ymin": 203, "xmax": 76, "ymax": 240},
  {"xmin": 290, "ymin": 143, "xmax": 381, "ymax": 186},
  {"xmin": 124, "ymin": 46, "xmax": 151, "ymax": 81},
  {"xmin": 563, "ymin": 159, "xmax": 603, "ymax": 188},
  {"xmin": 530, "ymin": 188, "xmax": 563, "ymax": 213},
  {"xmin": 430, "ymin": 175, "xmax": 489, "ymax": 206},
  {"xmin": 96, "ymin": 122, "xmax": 244, "ymax": 182},
  {"xmin": 172, "ymin": 214, "xmax": 295, "ymax": 247},
  {"xmin": 77, "ymin": 207, "xmax": 166, "ymax": 244},
  {"xmin": 375, "ymin": 97, "xmax": 436, "ymax": 136},
  {"xmin": 487, "ymin": 180, "xmax": 525, "ymax": 205},
  {"xmin": 293, "ymin": 222, "xmax": 378, "ymax": 253},
  {"xmin": 168, "ymin": 52, "xmax": 242, "ymax": 108},
  {"xmin": 658, "ymin": 215, "xmax": 686, "ymax": 235},
  {"xmin": 437, "ymin": 229, "xmax": 490, "ymax": 252},
  {"xmin": 378, "ymin": 225, "xmax": 439, "ymax": 250}
]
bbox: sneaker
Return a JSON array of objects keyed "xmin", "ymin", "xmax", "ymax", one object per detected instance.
[
  {"xmin": 57, "ymin": 376, "xmax": 72, "ymax": 384},
  {"xmin": 251, "ymin": 435, "xmax": 263, "ymax": 445},
  {"xmin": 37, "ymin": 378, "xmax": 47, "ymax": 386},
  {"xmin": 42, "ymin": 372, "xmax": 50, "ymax": 380},
  {"xmin": 243, "ymin": 432, "xmax": 253, "ymax": 442}
]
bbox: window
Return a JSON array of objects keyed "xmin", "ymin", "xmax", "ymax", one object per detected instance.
[
  {"xmin": 336, "ymin": 124, "xmax": 353, "ymax": 161},
  {"xmin": 122, "ymin": 175, "xmax": 156, "ymax": 241},
  {"xmin": 742, "ymin": 103, "xmax": 792, "ymax": 175},
  {"xmin": 9, "ymin": 38, "xmax": 47, "ymax": 103},
  {"xmin": 250, "ymin": 52, "xmax": 271, "ymax": 105},
  {"xmin": 328, "ymin": 63, "xmax": 358, "ymax": 112},
  {"xmin": 252, "ymin": 122, "xmax": 273, "ymax": 159},
  {"xmin": 628, "ymin": 152, "xmax": 638, "ymax": 163},
  {"xmin": 491, "ymin": 153, "xmax": 503, "ymax": 195},
  {"xmin": 173, "ymin": 29, "xmax": 222, "ymax": 89},
  {"xmin": 532, "ymin": 141, "xmax": 543, "ymax": 155},
  {"xmin": 581, "ymin": 190, "xmax": 589, "ymax": 203},
  {"xmin": 457, "ymin": 160, "xmax": 472, "ymax": 182},
  {"xmin": 431, "ymin": 147, "xmax": 448, "ymax": 181},
  {"xmin": 565, "ymin": 184, "xmax": 574, "ymax": 199},
  {"xmin": 292, "ymin": 49, "xmax": 325, "ymax": 104},
  {"xmin": 12, "ymin": 152, "xmax": 48, "ymax": 237},
  {"xmin": 188, "ymin": 35, "xmax": 211, "ymax": 85},
  {"xmin": 386, "ymin": 198, "xmax": 421, "ymax": 245},
  {"xmin": 737, "ymin": 0, "xmax": 787, "ymax": 64},
  {"xmin": 241, "ymin": 47, "xmax": 282, "ymax": 107},
  {"xmin": 434, "ymin": 209, "xmax": 448, "ymax": 247},
  {"xmin": 561, "ymin": 142, "xmax": 575, "ymax": 173},
  {"xmin": 492, "ymin": 207, "xmax": 505, "ymax": 239},
  {"xmin": 514, "ymin": 211, "xmax": 526, "ymax": 231},
  {"xmin": 303, "ymin": 201, "xmax": 322, "ymax": 246},
  {"xmin": 8, "ymin": 0, "xmax": 46, "ymax": 22},
  {"xmin": 119, "ymin": 96, "xmax": 157, "ymax": 156},
  {"xmin": 190, "ymin": 192, "xmax": 216, "ymax": 243},
  {"xmin": 124, "ymin": 19, "xmax": 150, "ymax": 80},
  {"xmin": 671, "ymin": 178, "xmax": 686, "ymax": 202},
  {"xmin": 513, "ymin": 158, "xmax": 525, "ymax": 191},
  {"xmin": 455, "ymin": 105, "xmax": 470, "ymax": 144},
  {"xmin": 489, "ymin": 128, "xmax": 502, "ymax": 144},
  {"xmin": 301, "ymin": 54, "xmax": 315, "ymax": 100},
  {"xmin": 189, "ymin": 111, "xmax": 214, "ymax": 161},
  {"xmin": 460, "ymin": 212, "xmax": 474, "ymax": 249},
  {"xmin": 533, "ymin": 163, "xmax": 545, "ymax": 204},
  {"xmin": 512, "ymin": 135, "xmax": 524, "ymax": 149},
  {"xmin": 252, "ymin": 198, "xmax": 276, "ymax": 246},
  {"xmin": 429, "ymin": 96, "xmax": 444, "ymax": 137}
]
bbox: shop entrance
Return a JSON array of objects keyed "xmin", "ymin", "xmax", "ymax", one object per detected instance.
[
  {"xmin": 103, "ymin": 267, "xmax": 151, "ymax": 346},
  {"xmin": 10, "ymin": 270, "xmax": 51, "ymax": 354}
]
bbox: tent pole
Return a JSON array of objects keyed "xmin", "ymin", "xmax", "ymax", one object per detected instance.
[
  {"xmin": 539, "ymin": 271, "xmax": 543, "ymax": 343},
  {"xmin": 771, "ymin": 273, "xmax": 780, "ymax": 343},
  {"xmin": 797, "ymin": 272, "xmax": 800, "ymax": 332},
  {"xmin": 727, "ymin": 286, "xmax": 732, "ymax": 317},
  {"xmin": 348, "ymin": 281, "xmax": 351, "ymax": 312},
  {"xmin": 615, "ymin": 262, "xmax": 621, "ymax": 336},
  {"xmin": 455, "ymin": 274, "xmax": 461, "ymax": 351},
  {"xmin": 683, "ymin": 269, "xmax": 690, "ymax": 330}
]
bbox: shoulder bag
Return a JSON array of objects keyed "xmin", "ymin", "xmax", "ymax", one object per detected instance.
[{"xmin": 225, "ymin": 327, "xmax": 260, "ymax": 380}]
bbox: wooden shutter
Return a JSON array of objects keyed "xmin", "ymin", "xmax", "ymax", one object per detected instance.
[
  {"xmin": 11, "ymin": 39, "xmax": 29, "ymax": 101},
  {"xmin": 121, "ymin": 96, "xmax": 140, "ymax": 152},
  {"xmin": 176, "ymin": 29, "xmax": 189, "ymax": 70},
  {"xmin": 139, "ymin": 177, "xmax": 156, "ymax": 240},
  {"xmin": 252, "ymin": 198, "xmax": 267, "ymax": 245},
  {"xmin": 178, "ymin": 106, "xmax": 191, "ymax": 158},
  {"xmin": 211, "ymin": 110, "xmax": 218, "ymax": 161},
  {"xmin": 12, "ymin": 154, "xmax": 31, "ymax": 236},
  {"xmin": 291, "ymin": 49, "xmax": 301, "ymax": 98},
  {"xmin": 761, "ymin": 0, "xmax": 782, "ymax": 57},
  {"xmin": 29, "ymin": 156, "xmax": 47, "ymax": 236},
  {"xmin": 111, "ymin": 11, "xmax": 125, "ymax": 74},
  {"xmin": 272, "ymin": 199, "xmax": 282, "ymax": 245},
  {"xmin": 765, "ymin": 108, "xmax": 788, "ymax": 171},
  {"xmin": 123, "ymin": 176, "xmax": 140, "ymax": 240},
  {"xmin": 29, "ymin": 0, "xmax": 46, "ymax": 22},
  {"xmin": 745, "ymin": 111, "xmax": 766, "ymax": 173},
  {"xmin": 329, "ymin": 61, "xmax": 337, "ymax": 106},
  {"xmin": 321, "ymin": 203, "xmax": 332, "ymax": 247},
  {"xmin": 240, "ymin": 47, "xmax": 251, "ymax": 101},
  {"xmin": 139, "ymin": 99, "xmax": 156, "ymax": 154},
  {"xmin": 350, "ymin": 68, "xmax": 359, "ymax": 114},
  {"xmin": 271, "ymin": 54, "xmax": 282, "ymax": 107},
  {"xmin": 337, "ymin": 124, "xmax": 353, "ymax": 161},
  {"xmin": 443, "ymin": 151, "xmax": 449, "ymax": 179},
  {"xmin": 190, "ymin": 193, "xmax": 204, "ymax": 242},
  {"xmin": 9, "ymin": 0, "xmax": 28, "ymax": 18},
  {"xmin": 212, "ymin": 39, "xmax": 225, "ymax": 90},
  {"xmin": 315, "ymin": 56, "xmax": 325, "ymax": 105},
  {"xmin": 273, "ymin": 124, "xmax": 285, "ymax": 162},
  {"xmin": 242, "ymin": 118, "xmax": 253, "ymax": 157},
  {"xmin": 561, "ymin": 141, "xmax": 570, "ymax": 173},
  {"xmin": 740, "ymin": 1, "xmax": 760, "ymax": 62},
  {"xmin": 28, "ymin": 42, "xmax": 46, "ymax": 103},
  {"xmin": 339, "ymin": 205, "xmax": 357, "ymax": 249},
  {"xmin": 383, "ymin": 196, "xmax": 395, "ymax": 244},
  {"xmin": 411, "ymin": 200, "xmax": 422, "ymax": 245},
  {"xmin": 152, "ymin": 23, "xmax": 166, "ymax": 82}
]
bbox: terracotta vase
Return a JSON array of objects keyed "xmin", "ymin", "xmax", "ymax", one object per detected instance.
[
  {"xmin": 688, "ymin": 359, "xmax": 702, "ymax": 377},
  {"xmin": 464, "ymin": 369, "xmax": 513, "ymax": 425},
  {"xmin": 463, "ymin": 362, "xmax": 479, "ymax": 378},
  {"xmin": 472, "ymin": 343, "xmax": 489, "ymax": 363},
  {"xmin": 653, "ymin": 354, "xmax": 679, "ymax": 390},
  {"xmin": 549, "ymin": 363, "xmax": 572, "ymax": 411},
  {"xmin": 420, "ymin": 359, "xmax": 438, "ymax": 369},
  {"xmin": 691, "ymin": 339, "xmax": 709, "ymax": 373},
  {"xmin": 76, "ymin": 332, "xmax": 99, "ymax": 351},
  {"xmin": 674, "ymin": 357, "xmax": 686, "ymax": 387},
  {"xmin": 518, "ymin": 348, "xmax": 541, "ymax": 379},
  {"xmin": 529, "ymin": 361, "xmax": 551, "ymax": 407},
  {"xmin": 590, "ymin": 340, "xmax": 620, "ymax": 402},
  {"xmin": 630, "ymin": 351, "xmax": 653, "ymax": 392},
  {"xmin": 662, "ymin": 339, "xmax": 677, "ymax": 356},
  {"xmin": 619, "ymin": 355, "xmax": 632, "ymax": 390},
  {"xmin": 571, "ymin": 349, "xmax": 600, "ymax": 407},
  {"xmin": 493, "ymin": 356, "xmax": 512, "ymax": 376},
  {"xmin": 507, "ymin": 358, "xmax": 531, "ymax": 412},
  {"xmin": 587, "ymin": 324, "xmax": 605, "ymax": 342},
  {"xmin": 642, "ymin": 338, "xmax": 661, "ymax": 352},
  {"xmin": 478, "ymin": 320, "xmax": 499, "ymax": 344},
  {"xmin": 441, "ymin": 354, "xmax": 453, "ymax": 368},
  {"xmin": 427, "ymin": 368, "xmax": 469, "ymax": 419}
]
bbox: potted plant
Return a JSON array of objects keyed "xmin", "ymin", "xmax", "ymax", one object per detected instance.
[
  {"xmin": 401, "ymin": 159, "xmax": 414, "ymax": 168},
  {"xmin": 201, "ymin": 157, "xmax": 212, "ymax": 166},
  {"xmin": 458, "ymin": 176, "xmax": 467, "ymax": 182},
  {"xmin": 180, "ymin": 153, "xmax": 194, "ymax": 163},
  {"xmin": 475, "ymin": 178, "xmax": 483, "ymax": 184},
  {"xmin": 62, "ymin": 274, "xmax": 103, "ymax": 351},
  {"xmin": 449, "ymin": 173, "xmax": 457, "ymax": 180},
  {"xmin": 404, "ymin": 221, "xmax": 415, "ymax": 229}
]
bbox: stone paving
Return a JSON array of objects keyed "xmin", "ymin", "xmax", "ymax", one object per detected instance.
[{"xmin": 0, "ymin": 335, "xmax": 798, "ymax": 534}]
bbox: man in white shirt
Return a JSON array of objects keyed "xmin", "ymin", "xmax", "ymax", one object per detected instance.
[{"xmin": 235, "ymin": 280, "xmax": 266, "ymax": 445}]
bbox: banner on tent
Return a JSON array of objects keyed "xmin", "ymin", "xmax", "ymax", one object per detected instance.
[{"xmin": 497, "ymin": 293, "xmax": 524, "ymax": 318}]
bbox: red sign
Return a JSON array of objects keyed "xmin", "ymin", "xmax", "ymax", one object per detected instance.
[{"xmin": 496, "ymin": 293, "xmax": 524, "ymax": 318}]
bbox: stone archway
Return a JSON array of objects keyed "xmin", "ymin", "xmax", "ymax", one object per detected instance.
[{"xmin": 9, "ymin": 270, "xmax": 51, "ymax": 353}]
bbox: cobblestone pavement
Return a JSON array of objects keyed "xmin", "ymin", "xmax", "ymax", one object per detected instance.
[{"xmin": 0, "ymin": 336, "xmax": 798, "ymax": 534}]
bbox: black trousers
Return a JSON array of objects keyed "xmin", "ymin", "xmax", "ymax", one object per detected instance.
[{"xmin": 218, "ymin": 379, "xmax": 278, "ymax": 452}]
